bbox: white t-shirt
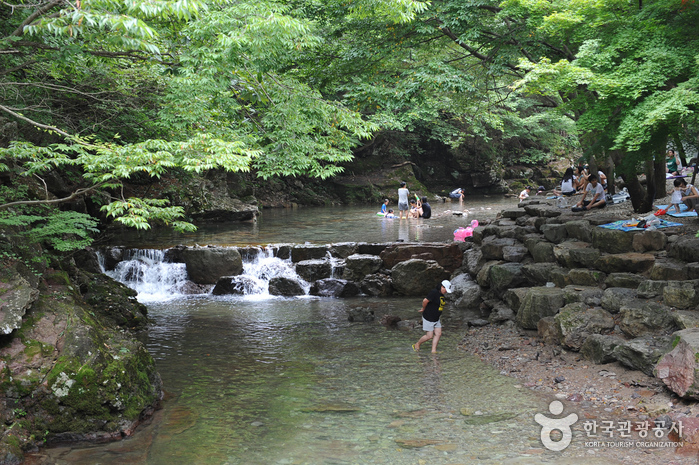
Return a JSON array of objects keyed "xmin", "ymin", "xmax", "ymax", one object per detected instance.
[
  {"xmin": 519, "ymin": 190, "xmax": 530, "ymax": 200},
  {"xmin": 586, "ymin": 182, "xmax": 605, "ymax": 199},
  {"xmin": 561, "ymin": 179, "xmax": 575, "ymax": 193},
  {"xmin": 398, "ymin": 188, "xmax": 409, "ymax": 204}
]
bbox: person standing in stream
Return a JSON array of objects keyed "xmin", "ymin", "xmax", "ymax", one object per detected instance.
[
  {"xmin": 397, "ymin": 181, "xmax": 410, "ymax": 219},
  {"xmin": 412, "ymin": 280, "xmax": 452, "ymax": 353}
]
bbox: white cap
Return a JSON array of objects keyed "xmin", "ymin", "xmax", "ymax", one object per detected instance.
[{"xmin": 441, "ymin": 280, "xmax": 452, "ymax": 293}]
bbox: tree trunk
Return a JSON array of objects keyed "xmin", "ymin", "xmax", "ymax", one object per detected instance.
[
  {"xmin": 673, "ymin": 133, "xmax": 688, "ymax": 168},
  {"xmin": 621, "ymin": 172, "xmax": 647, "ymax": 212}
]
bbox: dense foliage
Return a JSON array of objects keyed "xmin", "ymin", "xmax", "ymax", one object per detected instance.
[{"xmin": 2, "ymin": 0, "xmax": 699, "ymax": 253}]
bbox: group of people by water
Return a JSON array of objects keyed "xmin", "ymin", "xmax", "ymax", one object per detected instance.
[
  {"xmin": 541, "ymin": 152, "xmax": 699, "ymax": 214},
  {"xmin": 379, "ymin": 181, "xmax": 432, "ymax": 219}
]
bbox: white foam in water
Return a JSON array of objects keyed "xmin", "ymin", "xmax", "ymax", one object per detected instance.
[
  {"xmin": 100, "ymin": 246, "xmax": 309, "ymax": 302},
  {"xmin": 101, "ymin": 249, "xmax": 188, "ymax": 303},
  {"xmin": 239, "ymin": 248, "xmax": 311, "ymax": 299}
]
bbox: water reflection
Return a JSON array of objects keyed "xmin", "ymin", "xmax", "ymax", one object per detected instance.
[{"xmin": 101, "ymin": 198, "xmax": 513, "ymax": 248}]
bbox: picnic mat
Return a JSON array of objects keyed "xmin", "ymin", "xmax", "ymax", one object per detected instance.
[
  {"xmin": 599, "ymin": 219, "xmax": 684, "ymax": 232},
  {"xmin": 655, "ymin": 204, "xmax": 698, "ymax": 217}
]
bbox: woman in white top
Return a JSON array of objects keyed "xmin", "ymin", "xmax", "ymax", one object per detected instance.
[{"xmin": 554, "ymin": 168, "xmax": 577, "ymax": 196}]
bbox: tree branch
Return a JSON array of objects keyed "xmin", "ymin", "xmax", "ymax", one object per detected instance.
[
  {"xmin": 0, "ymin": 103, "xmax": 73, "ymax": 138},
  {"xmin": 0, "ymin": 184, "xmax": 104, "ymax": 210},
  {"xmin": 10, "ymin": 0, "xmax": 64, "ymax": 37}
]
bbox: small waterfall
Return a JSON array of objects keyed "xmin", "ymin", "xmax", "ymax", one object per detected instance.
[
  {"xmin": 101, "ymin": 249, "xmax": 189, "ymax": 303},
  {"xmin": 100, "ymin": 247, "xmax": 308, "ymax": 302},
  {"xmin": 239, "ymin": 248, "xmax": 310, "ymax": 299}
]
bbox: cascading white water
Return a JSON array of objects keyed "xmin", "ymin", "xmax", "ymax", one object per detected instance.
[
  {"xmin": 238, "ymin": 248, "xmax": 310, "ymax": 299},
  {"xmin": 101, "ymin": 249, "xmax": 188, "ymax": 303},
  {"xmin": 100, "ymin": 247, "xmax": 307, "ymax": 302}
]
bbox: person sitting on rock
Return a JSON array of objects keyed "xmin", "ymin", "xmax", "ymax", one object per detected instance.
[{"xmin": 572, "ymin": 173, "xmax": 606, "ymax": 211}]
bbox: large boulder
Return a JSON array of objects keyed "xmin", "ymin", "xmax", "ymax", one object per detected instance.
[
  {"xmin": 503, "ymin": 288, "xmax": 529, "ymax": 314},
  {"xmin": 650, "ymin": 260, "xmax": 688, "ymax": 281},
  {"xmin": 476, "ymin": 260, "xmax": 501, "ymax": 288},
  {"xmin": 521, "ymin": 263, "xmax": 558, "ymax": 286},
  {"xmin": 488, "ymin": 304, "xmax": 515, "ymax": 324},
  {"xmin": 567, "ymin": 247, "xmax": 601, "ymax": 268},
  {"xmin": 528, "ymin": 241, "xmax": 556, "ymax": 263},
  {"xmin": 359, "ymin": 274, "xmax": 393, "ymax": 297},
  {"xmin": 451, "ymin": 274, "xmax": 483, "ymax": 309},
  {"xmin": 562, "ymin": 286, "xmax": 603, "ymax": 306},
  {"xmin": 663, "ymin": 281, "xmax": 699, "ymax": 309},
  {"xmin": 342, "ymin": 254, "xmax": 384, "ymax": 282},
  {"xmin": 564, "ymin": 220, "xmax": 593, "ymax": 242},
  {"xmin": 180, "ymin": 247, "xmax": 243, "ymax": 284},
  {"xmin": 656, "ymin": 329, "xmax": 699, "ymax": 399},
  {"xmin": 613, "ymin": 335, "xmax": 672, "ymax": 376},
  {"xmin": 309, "ymin": 279, "xmax": 360, "ymax": 298},
  {"xmin": 591, "ymin": 227, "xmax": 635, "ymax": 254},
  {"xmin": 488, "ymin": 262, "xmax": 526, "ymax": 292},
  {"xmin": 212, "ymin": 276, "xmax": 263, "ymax": 295},
  {"xmin": 633, "ymin": 230, "xmax": 668, "ymax": 252},
  {"xmin": 554, "ymin": 303, "xmax": 615, "ymax": 350},
  {"xmin": 594, "ymin": 253, "xmax": 655, "ymax": 274},
  {"xmin": 600, "ymin": 288, "xmax": 643, "ymax": 314},
  {"xmin": 567, "ymin": 268, "xmax": 606, "ymax": 287},
  {"xmin": 329, "ymin": 242, "xmax": 357, "ymax": 258},
  {"xmin": 673, "ymin": 311, "xmax": 699, "ymax": 330},
  {"xmin": 480, "ymin": 236, "xmax": 517, "ymax": 260},
  {"xmin": 0, "ymin": 270, "xmax": 162, "ymax": 458},
  {"xmin": 462, "ymin": 248, "xmax": 485, "ymax": 277},
  {"xmin": 268, "ymin": 277, "xmax": 306, "ymax": 296},
  {"xmin": 391, "ymin": 259, "xmax": 450, "ymax": 296},
  {"xmin": 538, "ymin": 316, "xmax": 562, "ymax": 345},
  {"xmin": 637, "ymin": 280, "xmax": 668, "ymax": 298},
  {"xmin": 380, "ymin": 244, "xmax": 462, "ymax": 272},
  {"xmin": 291, "ymin": 245, "xmax": 329, "ymax": 263},
  {"xmin": 604, "ymin": 273, "xmax": 646, "ymax": 289},
  {"xmin": 540, "ymin": 224, "xmax": 568, "ymax": 244},
  {"xmin": 295, "ymin": 259, "xmax": 333, "ymax": 282},
  {"xmin": 668, "ymin": 236, "xmax": 699, "ymax": 262},
  {"xmin": 618, "ymin": 303, "xmax": 678, "ymax": 338},
  {"xmin": 516, "ymin": 287, "xmax": 565, "ymax": 330},
  {"xmin": 553, "ymin": 241, "xmax": 591, "ymax": 268},
  {"xmin": 0, "ymin": 277, "xmax": 39, "ymax": 335},
  {"xmin": 502, "ymin": 245, "xmax": 528, "ymax": 262},
  {"xmin": 580, "ymin": 334, "xmax": 626, "ymax": 364},
  {"xmin": 80, "ymin": 272, "xmax": 149, "ymax": 329}
]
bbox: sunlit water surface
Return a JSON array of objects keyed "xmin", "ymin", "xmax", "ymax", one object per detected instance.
[{"xmin": 100, "ymin": 198, "xmax": 516, "ymax": 248}]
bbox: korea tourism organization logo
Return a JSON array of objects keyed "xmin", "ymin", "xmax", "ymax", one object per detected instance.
[
  {"xmin": 534, "ymin": 401, "xmax": 578, "ymax": 451},
  {"xmin": 535, "ymin": 400, "xmax": 685, "ymax": 452}
]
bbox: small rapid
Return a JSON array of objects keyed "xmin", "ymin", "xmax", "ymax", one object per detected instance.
[{"xmin": 100, "ymin": 246, "xmax": 321, "ymax": 303}]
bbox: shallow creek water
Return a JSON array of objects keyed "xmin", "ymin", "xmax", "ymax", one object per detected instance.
[
  {"xmin": 34, "ymin": 296, "xmax": 555, "ymax": 465},
  {"xmin": 26, "ymin": 200, "xmax": 647, "ymax": 464}
]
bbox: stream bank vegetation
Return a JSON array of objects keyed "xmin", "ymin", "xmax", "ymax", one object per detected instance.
[{"xmin": 1, "ymin": 0, "xmax": 699, "ymax": 460}]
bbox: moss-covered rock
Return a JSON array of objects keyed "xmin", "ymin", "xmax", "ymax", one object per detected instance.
[{"xmin": 0, "ymin": 267, "xmax": 161, "ymax": 458}]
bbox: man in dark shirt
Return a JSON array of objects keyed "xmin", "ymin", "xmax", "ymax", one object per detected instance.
[
  {"xmin": 412, "ymin": 280, "xmax": 452, "ymax": 353},
  {"xmin": 419, "ymin": 196, "xmax": 431, "ymax": 219}
]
